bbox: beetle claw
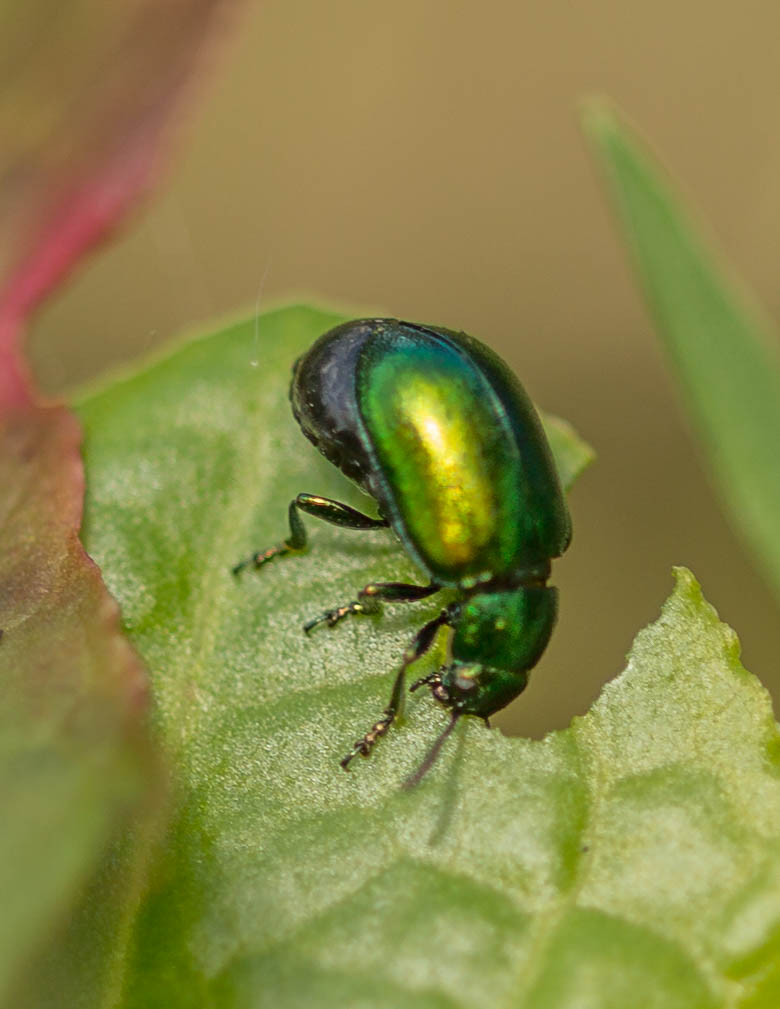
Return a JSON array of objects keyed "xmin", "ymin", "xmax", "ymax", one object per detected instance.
[
  {"xmin": 339, "ymin": 708, "xmax": 395, "ymax": 769},
  {"xmin": 232, "ymin": 541, "xmax": 298, "ymax": 576},
  {"xmin": 303, "ymin": 601, "xmax": 367, "ymax": 633}
]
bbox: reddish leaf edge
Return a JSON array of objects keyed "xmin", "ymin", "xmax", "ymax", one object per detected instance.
[{"xmin": 0, "ymin": 0, "xmax": 246, "ymax": 996}]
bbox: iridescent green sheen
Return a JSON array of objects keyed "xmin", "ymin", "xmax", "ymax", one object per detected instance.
[{"xmin": 356, "ymin": 326, "xmax": 569, "ymax": 584}]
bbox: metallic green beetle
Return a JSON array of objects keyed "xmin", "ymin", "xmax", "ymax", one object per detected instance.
[{"xmin": 234, "ymin": 319, "xmax": 571, "ymax": 784}]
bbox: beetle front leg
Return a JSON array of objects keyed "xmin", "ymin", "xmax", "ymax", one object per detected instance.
[
  {"xmin": 232, "ymin": 493, "xmax": 388, "ymax": 575},
  {"xmin": 304, "ymin": 580, "xmax": 441, "ymax": 633},
  {"xmin": 340, "ymin": 609, "xmax": 450, "ymax": 770}
]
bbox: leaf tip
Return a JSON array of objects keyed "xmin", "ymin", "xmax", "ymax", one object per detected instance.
[
  {"xmin": 669, "ymin": 565, "xmax": 742, "ymax": 666},
  {"xmin": 670, "ymin": 564, "xmax": 700, "ymax": 596},
  {"xmin": 541, "ymin": 412, "xmax": 596, "ymax": 492},
  {"xmin": 578, "ymin": 95, "xmax": 621, "ymax": 147}
]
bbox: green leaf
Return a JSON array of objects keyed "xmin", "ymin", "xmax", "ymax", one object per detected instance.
[
  {"xmin": 77, "ymin": 305, "xmax": 779, "ymax": 1007},
  {"xmin": 582, "ymin": 101, "xmax": 780, "ymax": 604}
]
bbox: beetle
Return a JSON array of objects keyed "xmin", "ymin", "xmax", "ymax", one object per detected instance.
[{"xmin": 233, "ymin": 318, "xmax": 571, "ymax": 785}]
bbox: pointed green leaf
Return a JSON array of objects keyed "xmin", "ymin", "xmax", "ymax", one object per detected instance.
[{"xmin": 583, "ymin": 101, "xmax": 780, "ymax": 603}]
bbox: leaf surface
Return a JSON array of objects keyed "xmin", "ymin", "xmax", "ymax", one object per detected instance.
[{"xmin": 77, "ymin": 305, "xmax": 780, "ymax": 1008}]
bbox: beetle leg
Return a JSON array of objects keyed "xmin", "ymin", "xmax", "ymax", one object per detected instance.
[
  {"xmin": 232, "ymin": 493, "xmax": 388, "ymax": 575},
  {"xmin": 340, "ymin": 609, "xmax": 451, "ymax": 770},
  {"xmin": 303, "ymin": 581, "xmax": 441, "ymax": 633}
]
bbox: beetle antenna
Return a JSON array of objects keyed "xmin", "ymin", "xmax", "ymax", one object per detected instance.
[{"xmin": 402, "ymin": 712, "xmax": 460, "ymax": 790}]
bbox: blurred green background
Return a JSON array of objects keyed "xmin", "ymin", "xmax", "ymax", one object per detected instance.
[{"xmin": 29, "ymin": 0, "xmax": 780, "ymax": 734}]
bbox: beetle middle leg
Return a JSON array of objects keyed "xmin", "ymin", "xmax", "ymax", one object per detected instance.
[
  {"xmin": 341, "ymin": 608, "xmax": 451, "ymax": 770},
  {"xmin": 304, "ymin": 581, "xmax": 441, "ymax": 633},
  {"xmin": 232, "ymin": 493, "xmax": 388, "ymax": 575}
]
